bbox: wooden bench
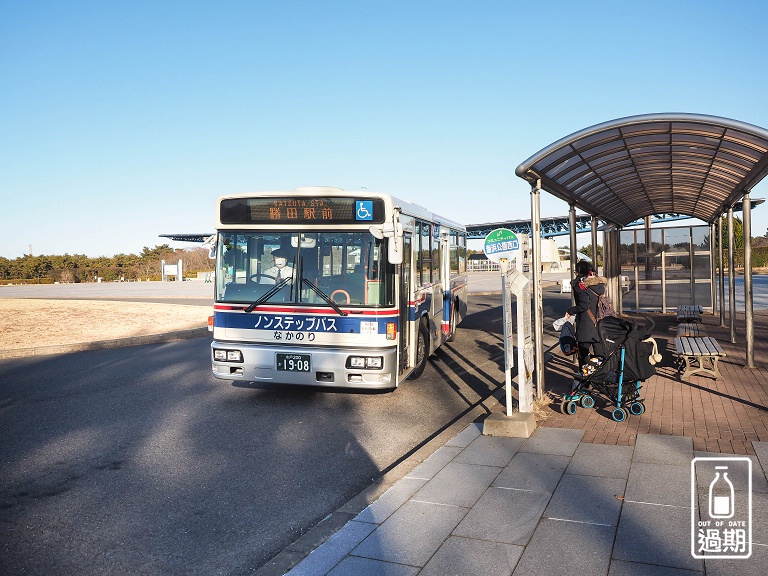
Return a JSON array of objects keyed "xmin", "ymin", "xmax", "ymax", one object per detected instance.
[
  {"xmin": 674, "ymin": 336, "xmax": 726, "ymax": 381},
  {"xmin": 676, "ymin": 322, "xmax": 705, "ymax": 338},
  {"xmin": 676, "ymin": 305, "xmax": 703, "ymax": 323}
]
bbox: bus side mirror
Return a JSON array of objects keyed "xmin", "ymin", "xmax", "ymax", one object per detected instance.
[
  {"xmin": 372, "ymin": 208, "xmax": 403, "ymax": 264},
  {"xmin": 204, "ymin": 235, "xmax": 217, "ymax": 260},
  {"xmin": 391, "ymin": 211, "xmax": 403, "ymax": 264},
  {"xmin": 388, "ymin": 236, "xmax": 403, "ymax": 264}
]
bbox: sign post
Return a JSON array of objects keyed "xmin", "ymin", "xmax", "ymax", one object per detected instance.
[
  {"xmin": 508, "ymin": 269, "xmax": 533, "ymax": 413},
  {"xmin": 482, "ymin": 230, "xmax": 536, "ymax": 436},
  {"xmin": 500, "ymin": 258, "xmax": 514, "ymax": 416}
]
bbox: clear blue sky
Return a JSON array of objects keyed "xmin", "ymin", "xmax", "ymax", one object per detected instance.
[{"xmin": 2, "ymin": 1, "xmax": 768, "ymax": 258}]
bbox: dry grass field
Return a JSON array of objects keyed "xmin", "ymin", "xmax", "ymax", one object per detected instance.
[{"xmin": 0, "ymin": 299, "xmax": 210, "ymax": 352}]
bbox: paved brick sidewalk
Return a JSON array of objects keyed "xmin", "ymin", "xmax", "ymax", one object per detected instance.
[{"xmin": 541, "ymin": 310, "xmax": 768, "ymax": 455}]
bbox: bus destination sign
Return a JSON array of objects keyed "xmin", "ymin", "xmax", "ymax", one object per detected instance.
[{"xmin": 220, "ymin": 197, "xmax": 385, "ymax": 225}]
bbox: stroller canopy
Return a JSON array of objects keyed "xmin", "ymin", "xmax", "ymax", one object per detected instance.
[{"xmin": 598, "ymin": 316, "xmax": 656, "ymax": 382}]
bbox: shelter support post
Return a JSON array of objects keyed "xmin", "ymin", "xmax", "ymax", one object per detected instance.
[
  {"xmin": 718, "ymin": 217, "xmax": 726, "ymax": 327},
  {"xmin": 602, "ymin": 228, "xmax": 619, "ymax": 310},
  {"xmin": 744, "ymin": 192, "xmax": 754, "ymax": 368},
  {"xmin": 617, "ymin": 230, "xmax": 622, "ymax": 305},
  {"xmin": 644, "ymin": 217, "xmax": 653, "ymax": 311},
  {"xmin": 634, "ymin": 229, "xmax": 640, "ymax": 311},
  {"xmin": 645, "ymin": 217, "xmax": 652, "ymax": 284},
  {"xmin": 611, "ymin": 229, "xmax": 621, "ymax": 306},
  {"xmin": 710, "ymin": 223, "xmax": 716, "ymax": 315},
  {"xmin": 728, "ymin": 207, "xmax": 736, "ymax": 344},
  {"xmin": 689, "ymin": 229, "xmax": 695, "ymax": 304},
  {"xmin": 530, "ymin": 182, "xmax": 545, "ymax": 398},
  {"xmin": 568, "ymin": 206, "xmax": 579, "ymax": 364},
  {"xmin": 569, "ymin": 205, "xmax": 577, "ymax": 279},
  {"xmin": 591, "ymin": 216, "xmax": 598, "ymax": 267},
  {"xmin": 661, "ymin": 233, "xmax": 667, "ymax": 311}
]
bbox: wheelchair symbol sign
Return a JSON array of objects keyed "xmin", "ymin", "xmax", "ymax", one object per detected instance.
[{"xmin": 356, "ymin": 200, "xmax": 373, "ymax": 221}]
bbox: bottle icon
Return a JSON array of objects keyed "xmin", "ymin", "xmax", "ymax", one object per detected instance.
[{"xmin": 709, "ymin": 466, "xmax": 735, "ymax": 518}]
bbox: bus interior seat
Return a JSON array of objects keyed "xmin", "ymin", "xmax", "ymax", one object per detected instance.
[{"xmin": 345, "ymin": 266, "xmax": 366, "ymax": 304}]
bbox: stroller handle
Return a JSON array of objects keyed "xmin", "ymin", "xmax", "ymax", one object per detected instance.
[{"xmin": 636, "ymin": 314, "xmax": 655, "ymax": 339}]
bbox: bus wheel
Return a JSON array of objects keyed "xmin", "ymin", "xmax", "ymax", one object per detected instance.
[{"xmin": 408, "ymin": 320, "xmax": 430, "ymax": 380}]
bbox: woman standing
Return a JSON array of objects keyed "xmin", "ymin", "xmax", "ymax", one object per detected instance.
[{"xmin": 565, "ymin": 260, "xmax": 607, "ymax": 367}]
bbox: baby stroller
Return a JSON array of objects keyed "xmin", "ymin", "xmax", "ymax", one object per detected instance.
[{"xmin": 562, "ymin": 315, "xmax": 657, "ymax": 422}]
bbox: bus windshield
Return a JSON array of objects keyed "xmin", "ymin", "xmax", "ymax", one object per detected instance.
[{"xmin": 215, "ymin": 231, "xmax": 394, "ymax": 307}]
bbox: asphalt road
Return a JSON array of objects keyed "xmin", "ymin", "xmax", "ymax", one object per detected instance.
[{"xmin": 0, "ymin": 293, "xmax": 541, "ymax": 576}]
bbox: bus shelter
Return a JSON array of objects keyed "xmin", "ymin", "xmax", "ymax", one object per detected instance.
[{"xmin": 515, "ymin": 113, "xmax": 768, "ymax": 396}]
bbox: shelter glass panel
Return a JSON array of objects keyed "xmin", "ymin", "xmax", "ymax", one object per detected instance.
[
  {"xmin": 692, "ymin": 227, "xmax": 711, "ymax": 250},
  {"xmin": 619, "ymin": 225, "xmax": 712, "ymax": 312},
  {"xmin": 693, "ymin": 254, "xmax": 712, "ymax": 279},
  {"xmin": 664, "ymin": 281, "xmax": 695, "ymax": 309},
  {"xmin": 637, "ymin": 282, "xmax": 663, "ymax": 310},
  {"xmin": 665, "ymin": 252, "xmax": 691, "ymax": 279},
  {"xmin": 664, "ymin": 228, "xmax": 690, "ymax": 254}
]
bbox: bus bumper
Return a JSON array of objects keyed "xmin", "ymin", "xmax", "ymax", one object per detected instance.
[{"xmin": 211, "ymin": 341, "xmax": 398, "ymax": 389}]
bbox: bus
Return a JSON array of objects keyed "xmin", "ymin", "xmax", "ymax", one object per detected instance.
[{"xmin": 209, "ymin": 186, "xmax": 468, "ymax": 389}]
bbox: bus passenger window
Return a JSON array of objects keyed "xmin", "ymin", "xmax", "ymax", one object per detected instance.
[
  {"xmin": 432, "ymin": 232, "xmax": 440, "ymax": 277},
  {"xmin": 419, "ymin": 221, "xmax": 431, "ymax": 285}
]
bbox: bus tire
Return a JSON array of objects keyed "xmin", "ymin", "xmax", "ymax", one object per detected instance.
[{"xmin": 408, "ymin": 319, "xmax": 430, "ymax": 380}]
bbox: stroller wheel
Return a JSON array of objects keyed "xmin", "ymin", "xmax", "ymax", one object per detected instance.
[
  {"xmin": 580, "ymin": 395, "xmax": 595, "ymax": 409},
  {"xmin": 566, "ymin": 401, "xmax": 577, "ymax": 415},
  {"xmin": 629, "ymin": 401, "xmax": 645, "ymax": 416},
  {"xmin": 611, "ymin": 407, "xmax": 628, "ymax": 422}
]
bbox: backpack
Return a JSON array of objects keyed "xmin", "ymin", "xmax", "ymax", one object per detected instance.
[{"xmin": 587, "ymin": 285, "xmax": 616, "ymax": 325}]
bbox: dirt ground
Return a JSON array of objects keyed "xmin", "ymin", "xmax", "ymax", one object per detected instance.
[{"xmin": 0, "ymin": 299, "xmax": 210, "ymax": 351}]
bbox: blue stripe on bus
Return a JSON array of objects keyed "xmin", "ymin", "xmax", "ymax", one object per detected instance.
[
  {"xmin": 214, "ymin": 311, "xmax": 397, "ymax": 334},
  {"xmin": 410, "ymin": 293, "xmax": 432, "ymax": 322},
  {"xmin": 442, "ymin": 290, "xmax": 451, "ymax": 324}
]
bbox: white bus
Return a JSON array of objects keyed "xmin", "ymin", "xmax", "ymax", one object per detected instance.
[{"xmin": 209, "ymin": 187, "xmax": 468, "ymax": 390}]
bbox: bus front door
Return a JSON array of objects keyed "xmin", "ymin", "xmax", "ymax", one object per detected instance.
[{"xmin": 398, "ymin": 234, "xmax": 411, "ymax": 376}]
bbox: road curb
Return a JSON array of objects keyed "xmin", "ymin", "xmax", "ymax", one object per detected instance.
[{"xmin": 0, "ymin": 327, "xmax": 211, "ymax": 359}]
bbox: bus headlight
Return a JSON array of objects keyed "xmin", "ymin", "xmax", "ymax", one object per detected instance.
[
  {"xmin": 214, "ymin": 349, "xmax": 243, "ymax": 362},
  {"xmin": 347, "ymin": 356, "xmax": 383, "ymax": 370}
]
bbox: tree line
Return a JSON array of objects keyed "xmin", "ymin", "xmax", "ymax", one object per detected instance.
[{"xmin": 0, "ymin": 245, "xmax": 213, "ymax": 284}]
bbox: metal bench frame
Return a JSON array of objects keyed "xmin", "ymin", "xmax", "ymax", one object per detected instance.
[
  {"xmin": 676, "ymin": 305, "xmax": 703, "ymax": 323},
  {"xmin": 676, "ymin": 322, "xmax": 705, "ymax": 337},
  {"xmin": 674, "ymin": 336, "xmax": 726, "ymax": 381}
]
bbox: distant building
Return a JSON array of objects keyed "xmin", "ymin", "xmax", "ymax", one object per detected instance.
[{"xmin": 468, "ymin": 253, "xmax": 499, "ymax": 271}]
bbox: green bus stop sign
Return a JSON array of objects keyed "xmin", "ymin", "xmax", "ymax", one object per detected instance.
[{"xmin": 483, "ymin": 228, "xmax": 520, "ymax": 263}]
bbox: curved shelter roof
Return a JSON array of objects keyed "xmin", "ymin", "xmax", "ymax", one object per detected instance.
[{"xmin": 515, "ymin": 113, "xmax": 768, "ymax": 227}]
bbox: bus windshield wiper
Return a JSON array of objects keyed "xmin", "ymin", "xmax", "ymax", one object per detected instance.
[
  {"xmin": 244, "ymin": 278, "xmax": 292, "ymax": 313},
  {"xmin": 301, "ymin": 278, "xmax": 348, "ymax": 316}
]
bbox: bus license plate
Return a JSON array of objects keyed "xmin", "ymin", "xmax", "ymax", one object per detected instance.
[{"xmin": 276, "ymin": 353, "xmax": 311, "ymax": 372}]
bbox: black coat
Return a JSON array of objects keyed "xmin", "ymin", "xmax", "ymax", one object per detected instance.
[{"xmin": 568, "ymin": 275, "xmax": 607, "ymax": 344}]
